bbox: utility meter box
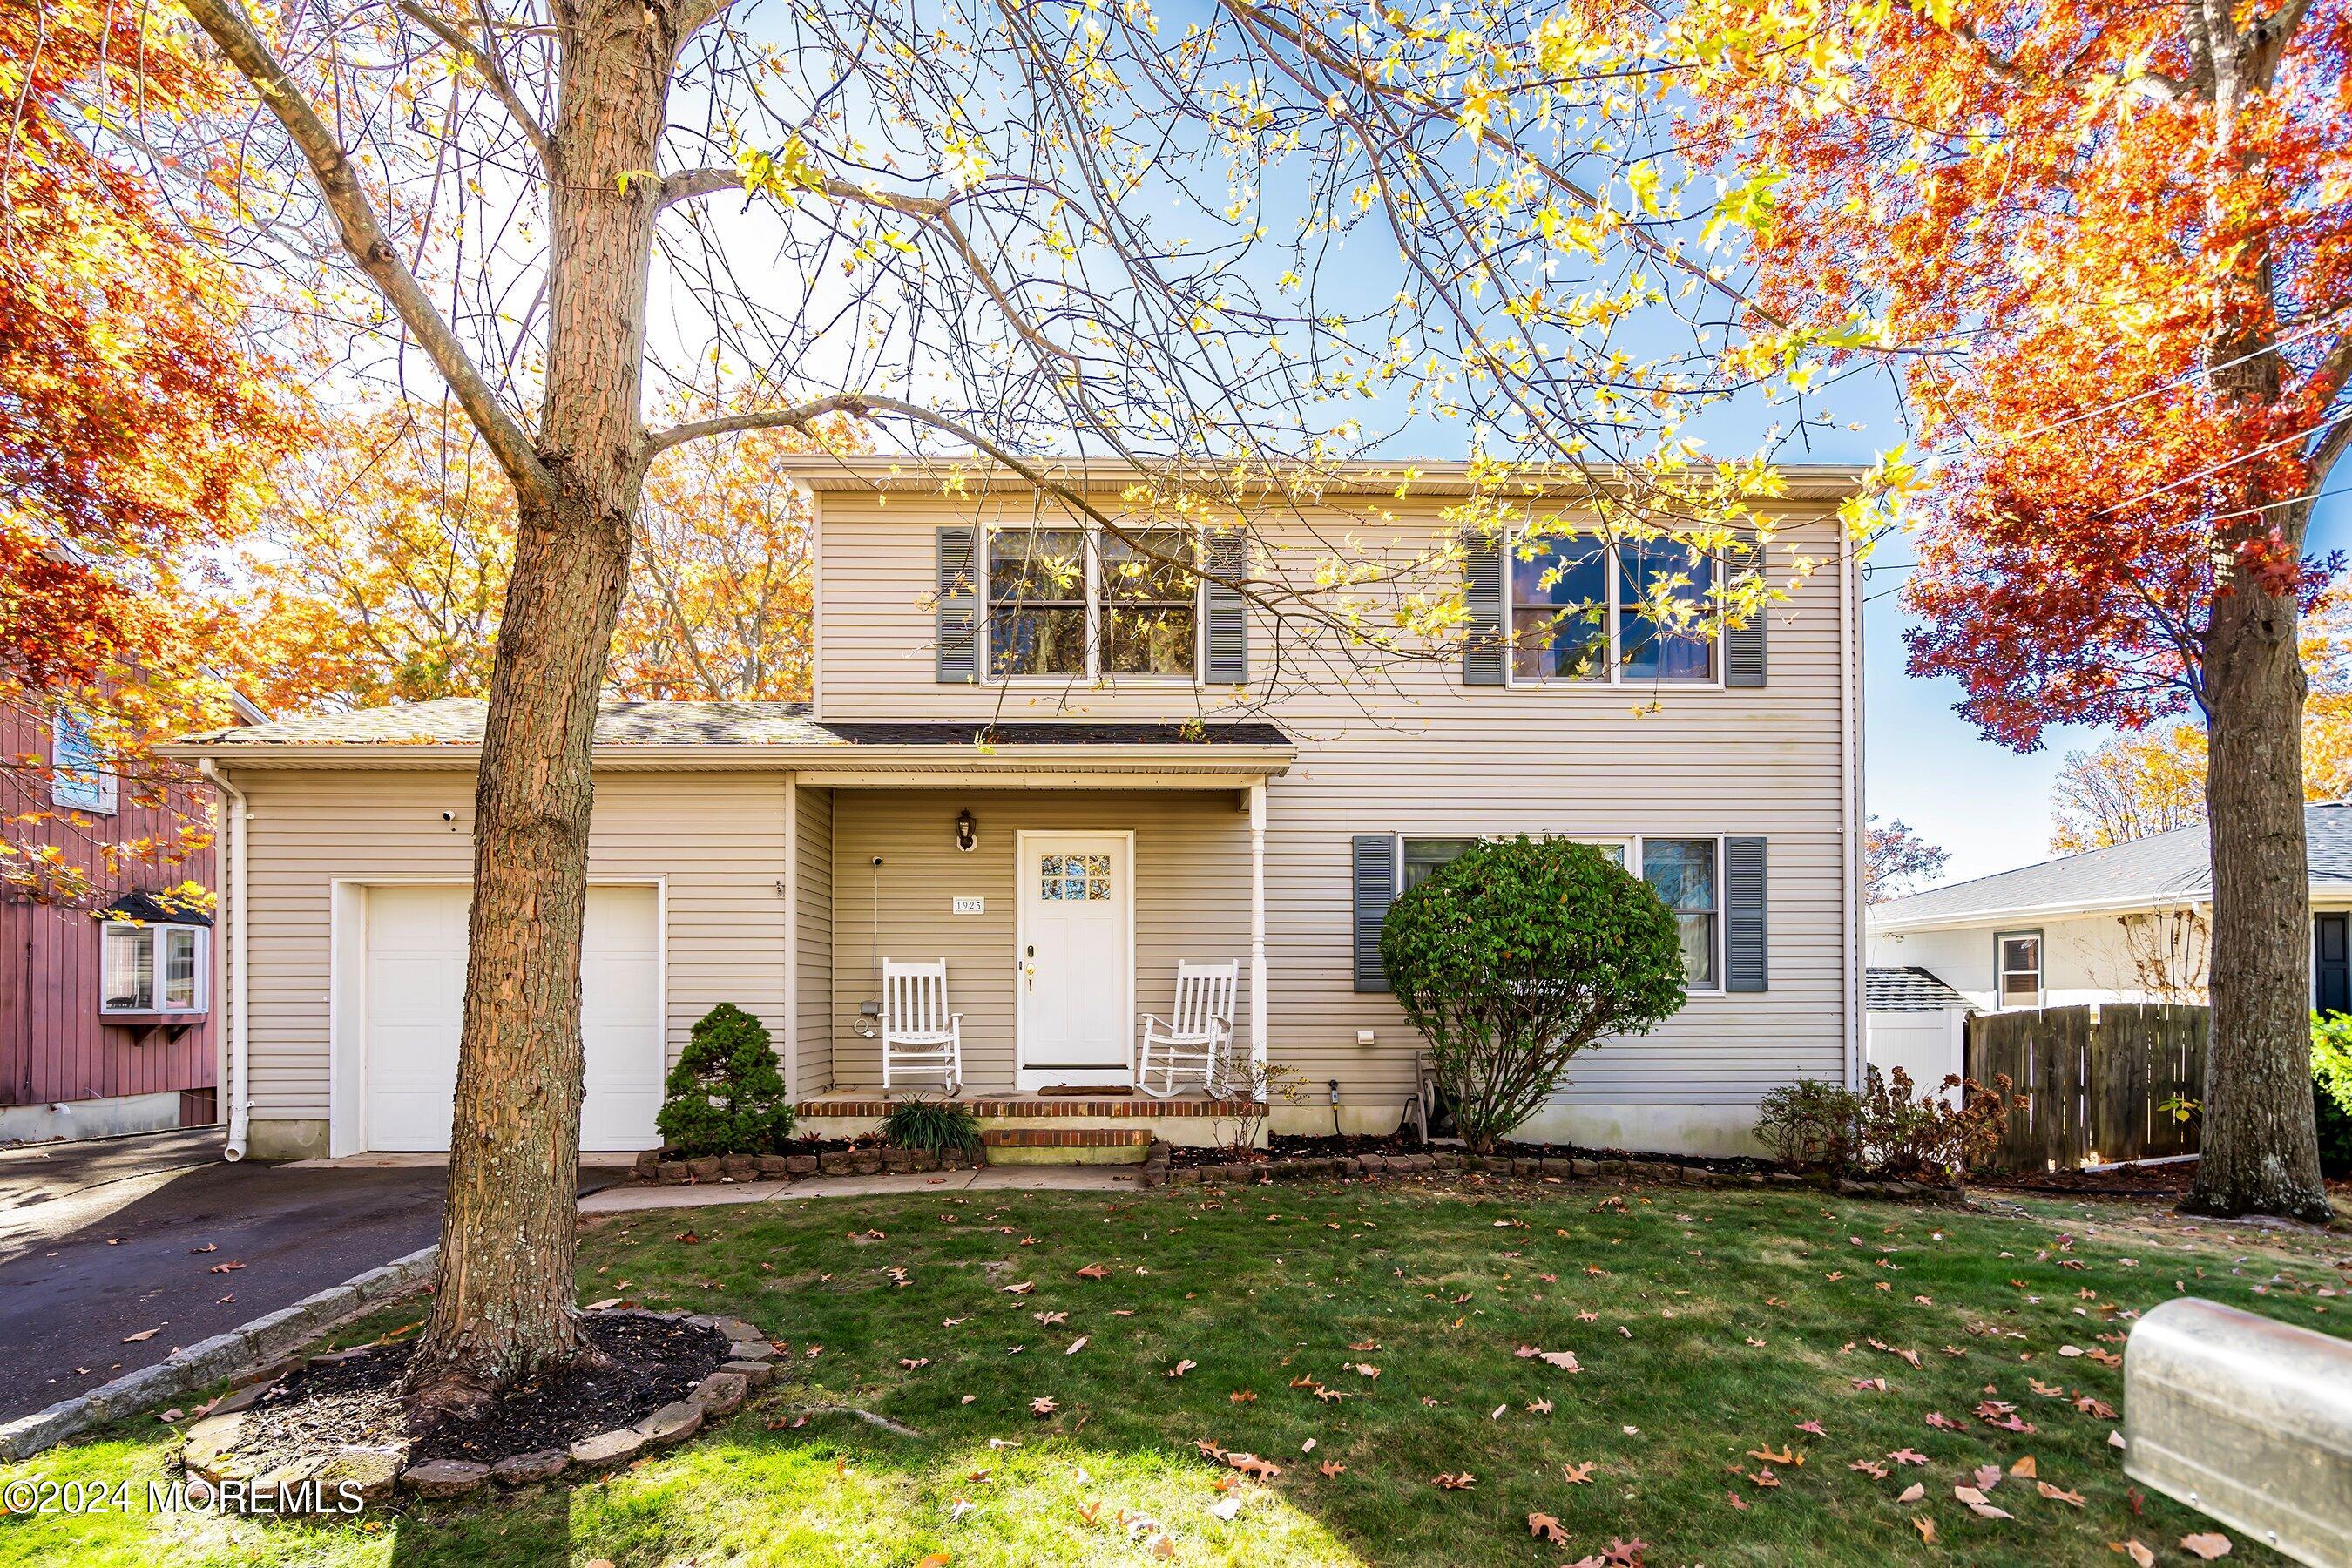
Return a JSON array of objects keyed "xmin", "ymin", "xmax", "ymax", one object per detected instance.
[{"xmin": 2124, "ymin": 1296, "xmax": 2352, "ymax": 1565}]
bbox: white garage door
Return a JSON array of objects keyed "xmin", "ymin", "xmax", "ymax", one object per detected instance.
[{"xmin": 363, "ymin": 884, "xmax": 663, "ymax": 1152}]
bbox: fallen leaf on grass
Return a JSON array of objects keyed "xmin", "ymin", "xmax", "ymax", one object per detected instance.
[
  {"xmin": 1797, "ymin": 1420, "xmax": 1828, "ymax": 1436},
  {"xmin": 1064, "ymin": 1337, "xmax": 1088, "ymax": 1355},
  {"xmin": 1228, "ymin": 1390, "xmax": 1257, "ymax": 1403},
  {"xmin": 1898, "ymin": 1483, "xmax": 1924, "ymax": 1504},
  {"xmin": 1317, "ymin": 1460, "xmax": 1344, "ymax": 1477},
  {"xmin": 1889, "ymin": 1449, "xmax": 1929, "ymax": 1466},
  {"xmin": 2111, "ymin": 1542, "xmax": 2156, "ymax": 1568},
  {"xmin": 1166, "ymin": 1360, "xmax": 1197, "ymax": 1379},
  {"xmin": 915, "ymin": 1556, "xmax": 951, "ymax": 1568},
  {"xmin": 1526, "ymin": 1397, "xmax": 1553, "ymax": 1415},
  {"xmin": 2011, "ymin": 1455, "xmax": 2039, "ymax": 1477},
  {"xmin": 900, "ymin": 1357, "xmax": 930, "ymax": 1369},
  {"xmin": 1747, "ymin": 1445, "xmax": 1798, "ymax": 1466},
  {"xmin": 1925, "ymin": 1412, "xmax": 1966, "ymax": 1431},
  {"xmin": 1226, "ymin": 1453, "xmax": 1281, "ymax": 1478},
  {"xmin": 1562, "ymin": 1461, "xmax": 1596, "ymax": 1484},
  {"xmin": 1075, "ymin": 1264, "xmax": 1109, "ymax": 1280},
  {"xmin": 1528, "ymin": 1513, "xmax": 1567, "ymax": 1544},
  {"xmin": 2180, "ymin": 1534, "xmax": 2233, "ymax": 1560},
  {"xmin": 2038, "ymin": 1482, "xmax": 2086, "ymax": 1507},
  {"xmin": 1955, "ymin": 1485, "xmax": 2013, "ymax": 1520},
  {"xmin": 1849, "ymin": 1460, "xmax": 1889, "ymax": 1479},
  {"xmin": 1347, "ymin": 1339, "xmax": 1380, "ymax": 1351},
  {"xmin": 1725, "ymin": 1490, "xmax": 1749, "ymax": 1511},
  {"xmin": 1914, "ymin": 1515, "xmax": 1937, "ymax": 1544},
  {"xmin": 1431, "ymin": 1472, "xmax": 1475, "ymax": 1490},
  {"xmin": 1972, "ymin": 1464, "xmax": 2004, "ymax": 1492},
  {"xmin": 1031, "ymin": 1396, "xmax": 1058, "ymax": 1416}
]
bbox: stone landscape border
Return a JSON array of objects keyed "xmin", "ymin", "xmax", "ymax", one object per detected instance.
[
  {"xmin": 0, "ymin": 1245, "xmax": 442, "ymax": 1463},
  {"xmin": 179, "ymin": 1310, "xmax": 777, "ymax": 1500},
  {"xmin": 632, "ymin": 1146, "xmax": 982, "ymax": 1185}
]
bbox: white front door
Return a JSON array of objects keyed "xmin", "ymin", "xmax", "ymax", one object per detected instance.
[
  {"xmin": 361, "ymin": 883, "xmax": 664, "ymax": 1152},
  {"xmin": 1017, "ymin": 833, "xmax": 1134, "ymax": 1086}
]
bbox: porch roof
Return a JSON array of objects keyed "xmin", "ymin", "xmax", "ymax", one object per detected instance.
[{"xmin": 159, "ymin": 699, "xmax": 1294, "ymax": 783}]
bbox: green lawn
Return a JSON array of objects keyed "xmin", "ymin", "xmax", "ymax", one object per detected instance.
[{"xmin": 4, "ymin": 1177, "xmax": 2346, "ymax": 1567}]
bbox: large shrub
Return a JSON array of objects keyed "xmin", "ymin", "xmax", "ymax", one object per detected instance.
[
  {"xmin": 655, "ymin": 1003, "xmax": 795, "ymax": 1157},
  {"xmin": 2313, "ymin": 1013, "xmax": 2352, "ymax": 1178},
  {"xmin": 1378, "ymin": 836, "xmax": 1686, "ymax": 1152},
  {"xmin": 1754, "ymin": 1079, "xmax": 1862, "ymax": 1172}
]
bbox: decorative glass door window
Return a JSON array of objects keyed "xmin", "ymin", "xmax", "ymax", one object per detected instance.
[{"xmin": 1040, "ymin": 853, "xmax": 1113, "ymax": 901}]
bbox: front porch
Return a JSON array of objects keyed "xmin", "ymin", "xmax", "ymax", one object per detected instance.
[{"xmin": 789, "ymin": 770, "xmax": 1278, "ymax": 1106}]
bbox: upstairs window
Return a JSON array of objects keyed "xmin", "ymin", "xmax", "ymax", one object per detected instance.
[
  {"xmin": 102, "ymin": 922, "xmax": 207, "ymax": 1015},
  {"xmin": 987, "ymin": 526, "xmax": 1198, "ymax": 681},
  {"xmin": 1510, "ymin": 533, "xmax": 1717, "ymax": 685},
  {"xmin": 51, "ymin": 706, "xmax": 117, "ymax": 815}
]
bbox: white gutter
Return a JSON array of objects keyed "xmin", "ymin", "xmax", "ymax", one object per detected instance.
[{"xmin": 199, "ymin": 760, "xmax": 250, "ymax": 1161}]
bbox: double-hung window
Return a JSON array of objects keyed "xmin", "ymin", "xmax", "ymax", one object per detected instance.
[
  {"xmin": 1510, "ymin": 533, "xmax": 1717, "ymax": 684},
  {"xmin": 1997, "ymin": 932, "xmax": 2044, "ymax": 1010},
  {"xmin": 987, "ymin": 526, "xmax": 1198, "ymax": 681},
  {"xmin": 51, "ymin": 706, "xmax": 117, "ymax": 814},
  {"xmin": 101, "ymin": 922, "xmax": 207, "ymax": 1016},
  {"xmin": 1640, "ymin": 838, "xmax": 1718, "ymax": 988}
]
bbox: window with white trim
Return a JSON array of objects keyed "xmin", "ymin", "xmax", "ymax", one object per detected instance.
[
  {"xmin": 101, "ymin": 922, "xmax": 207, "ymax": 1015},
  {"xmin": 987, "ymin": 526, "xmax": 1199, "ymax": 681},
  {"xmin": 1399, "ymin": 835, "xmax": 1632, "ymax": 892},
  {"xmin": 1997, "ymin": 931, "xmax": 2044, "ymax": 1010},
  {"xmin": 1640, "ymin": 838, "xmax": 1718, "ymax": 987},
  {"xmin": 51, "ymin": 707, "xmax": 118, "ymax": 815},
  {"xmin": 1510, "ymin": 533, "xmax": 1717, "ymax": 684}
]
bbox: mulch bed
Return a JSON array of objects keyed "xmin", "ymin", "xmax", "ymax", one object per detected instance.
[
  {"xmin": 233, "ymin": 1314, "xmax": 728, "ymax": 1472},
  {"xmin": 1977, "ymin": 1158, "xmax": 2203, "ymax": 1197}
]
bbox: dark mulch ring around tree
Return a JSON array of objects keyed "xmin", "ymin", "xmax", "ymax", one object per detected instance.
[{"xmin": 227, "ymin": 1312, "xmax": 729, "ymax": 1476}]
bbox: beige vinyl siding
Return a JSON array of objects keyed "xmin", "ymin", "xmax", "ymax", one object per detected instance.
[
  {"xmin": 796, "ymin": 785, "xmax": 835, "ymax": 1092},
  {"xmin": 828, "ymin": 789, "xmax": 1250, "ymax": 1088},
  {"xmin": 230, "ymin": 768, "xmax": 791, "ymax": 1125},
  {"xmin": 815, "ymin": 493, "xmax": 1857, "ymax": 1105}
]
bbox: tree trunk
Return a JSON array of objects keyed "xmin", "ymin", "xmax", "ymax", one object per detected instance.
[
  {"xmin": 405, "ymin": 0, "xmax": 673, "ymax": 1413},
  {"xmin": 2186, "ymin": 509, "xmax": 2330, "ymax": 1221}
]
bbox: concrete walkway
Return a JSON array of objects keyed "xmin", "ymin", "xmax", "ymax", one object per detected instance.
[{"xmin": 578, "ymin": 1162, "xmax": 1139, "ymax": 1213}]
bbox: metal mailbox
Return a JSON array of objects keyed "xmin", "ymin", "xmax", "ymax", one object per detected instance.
[{"xmin": 2125, "ymin": 1296, "xmax": 2352, "ymax": 1566}]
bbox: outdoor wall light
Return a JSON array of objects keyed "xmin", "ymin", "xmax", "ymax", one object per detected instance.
[{"xmin": 955, "ymin": 808, "xmax": 977, "ymax": 853}]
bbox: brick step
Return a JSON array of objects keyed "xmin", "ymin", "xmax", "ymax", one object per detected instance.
[{"xmin": 979, "ymin": 1127, "xmax": 1152, "ymax": 1148}]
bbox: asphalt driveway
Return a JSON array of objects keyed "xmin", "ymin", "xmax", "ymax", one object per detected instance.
[{"xmin": 0, "ymin": 1130, "xmax": 447, "ymax": 1422}]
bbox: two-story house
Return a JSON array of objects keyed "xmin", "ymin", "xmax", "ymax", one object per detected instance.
[{"xmin": 164, "ymin": 460, "xmax": 1866, "ymax": 1161}]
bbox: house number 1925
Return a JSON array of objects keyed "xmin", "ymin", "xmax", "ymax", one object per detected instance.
[{"xmin": 951, "ymin": 896, "xmax": 985, "ymax": 916}]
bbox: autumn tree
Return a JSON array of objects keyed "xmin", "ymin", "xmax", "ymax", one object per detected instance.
[
  {"xmin": 2051, "ymin": 587, "xmax": 2352, "ymax": 852},
  {"xmin": 1686, "ymin": 0, "xmax": 2351, "ymax": 1218},
  {"xmin": 1864, "ymin": 816, "xmax": 1950, "ymax": 902},
  {"xmin": 0, "ymin": 0, "xmax": 293, "ymax": 913},
  {"xmin": 144, "ymin": 0, "xmax": 1880, "ymax": 1409},
  {"xmin": 203, "ymin": 402, "xmax": 833, "ymax": 714}
]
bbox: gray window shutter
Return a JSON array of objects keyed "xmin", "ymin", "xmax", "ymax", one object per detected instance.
[
  {"xmin": 1352, "ymin": 834, "xmax": 1398, "ymax": 992},
  {"xmin": 1725, "ymin": 836, "xmax": 1767, "ymax": 992},
  {"xmin": 1462, "ymin": 536, "xmax": 1505, "ymax": 686},
  {"xmin": 936, "ymin": 526, "xmax": 980, "ymax": 683},
  {"xmin": 1203, "ymin": 531, "xmax": 1247, "ymax": 685},
  {"xmin": 1725, "ymin": 530, "xmax": 1767, "ymax": 687}
]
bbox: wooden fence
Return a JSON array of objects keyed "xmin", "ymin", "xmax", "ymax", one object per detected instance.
[{"xmin": 1963, "ymin": 1004, "xmax": 2208, "ymax": 1170}]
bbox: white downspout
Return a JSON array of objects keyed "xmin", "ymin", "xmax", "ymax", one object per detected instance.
[
  {"xmin": 1248, "ymin": 780, "xmax": 1268, "ymax": 1087},
  {"xmin": 1842, "ymin": 540, "xmax": 1865, "ymax": 1091},
  {"xmin": 199, "ymin": 759, "xmax": 250, "ymax": 1160}
]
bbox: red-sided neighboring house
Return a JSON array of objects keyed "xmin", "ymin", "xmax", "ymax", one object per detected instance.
[{"xmin": 2, "ymin": 696, "xmax": 228, "ymax": 1143}]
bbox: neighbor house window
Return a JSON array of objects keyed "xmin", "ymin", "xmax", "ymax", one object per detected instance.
[
  {"xmin": 101, "ymin": 923, "xmax": 206, "ymax": 1015},
  {"xmin": 51, "ymin": 707, "xmax": 117, "ymax": 814},
  {"xmin": 988, "ymin": 526, "xmax": 1198, "ymax": 680},
  {"xmin": 1997, "ymin": 932, "xmax": 2044, "ymax": 1010},
  {"xmin": 1641, "ymin": 838, "xmax": 1718, "ymax": 987},
  {"xmin": 1511, "ymin": 533, "xmax": 1716, "ymax": 684}
]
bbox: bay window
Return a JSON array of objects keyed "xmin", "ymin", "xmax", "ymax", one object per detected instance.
[{"xmin": 102, "ymin": 922, "xmax": 207, "ymax": 1016}]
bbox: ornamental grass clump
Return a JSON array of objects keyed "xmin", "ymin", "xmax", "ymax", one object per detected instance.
[
  {"xmin": 655, "ymin": 1003, "xmax": 795, "ymax": 1157},
  {"xmin": 881, "ymin": 1095, "xmax": 983, "ymax": 1159},
  {"xmin": 1378, "ymin": 835, "xmax": 1687, "ymax": 1153}
]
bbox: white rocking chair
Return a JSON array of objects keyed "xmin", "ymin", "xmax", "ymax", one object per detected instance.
[
  {"xmin": 882, "ymin": 959, "xmax": 963, "ymax": 1095},
  {"xmin": 1136, "ymin": 961, "xmax": 1239, "ymax": 1099}
]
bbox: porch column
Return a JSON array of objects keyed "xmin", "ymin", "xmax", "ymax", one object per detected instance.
[{"xmin": 1248, "ymin": 780, "xmax": 1267, "ymax": 1089}]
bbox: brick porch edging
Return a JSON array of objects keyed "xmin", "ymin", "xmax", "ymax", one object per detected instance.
[
  {"xmin": 1133, "ymin": 1143, "xmax": 1966, "ymax": 1201},
  {"xmin": 798, "ymin": 1098, "xmax": 1252, "ymax": 1119},
  {"xmin": 0, "ymin": 1245, "xmax": 441, "ymax": 1463}
]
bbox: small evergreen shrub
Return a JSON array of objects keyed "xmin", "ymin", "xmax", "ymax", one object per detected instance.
[
  {"xmin": 881, "ymin": 1096, "xmax": 983, "ymax": 1159},
  {"xmin": 1379, "ymin": 835, "xmax": 1686, "ymax": 1153},
  {"xmin": 1754, "ymin": 1079, "xmax": 1862, "ymax": 1172},
  {"xmin": 655, "ymin": 1003, "xmax": 795, "ymax": 1157}
]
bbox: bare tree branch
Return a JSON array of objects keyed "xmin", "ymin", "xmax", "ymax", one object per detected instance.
[{"xmin": 393, "ymin": 0, "xmax": 551, "ymax": 166}]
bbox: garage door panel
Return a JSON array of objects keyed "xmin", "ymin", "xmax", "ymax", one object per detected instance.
[{"xmin": 362, "ymin": 884, "xmax": 662, "ymax": 1152}]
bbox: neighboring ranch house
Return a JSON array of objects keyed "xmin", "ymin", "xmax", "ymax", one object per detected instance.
[
  {"xmin": 1866, "ymin": 801, "xmax": 2352, "ymax": 1015},
  {"xmin": 163, "ymin": 460, "xmax": 1869, "ymax": 1161}
]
